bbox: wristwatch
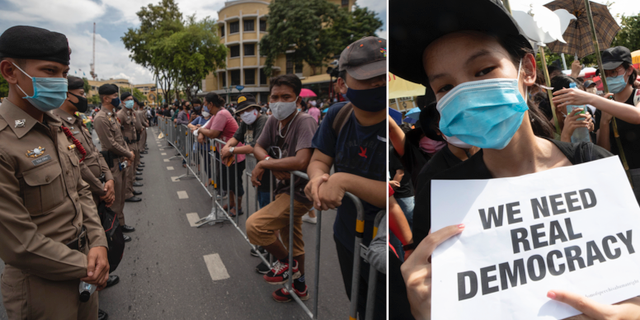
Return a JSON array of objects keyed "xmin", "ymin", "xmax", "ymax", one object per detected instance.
[
  {"xmin": 229, "ymin": 147, "xmax": 235, "ymax": 154},
  {"xmin": 264, "ymin": 156, "xmax": 271, "ymax": 161}
]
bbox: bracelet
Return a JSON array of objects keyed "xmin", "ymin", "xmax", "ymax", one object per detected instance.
[
  {"xmin": 263, "ymin": 156, "xmax": 271, "ymax": 161},
  {"xmin": 403, "ymin": 242, "xmax": 417, "ymax": 251}
]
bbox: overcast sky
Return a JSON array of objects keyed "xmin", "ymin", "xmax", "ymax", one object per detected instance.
[
  {"xmin": 0, "ymin": 0, "xmax": 636, "ymax": 84},
  {"xmin": 0, "ymin": 0, "xmax": 386, "ymax": 84}
]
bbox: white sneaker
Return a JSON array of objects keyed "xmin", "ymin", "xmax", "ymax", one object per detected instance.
[{"xmin": 302, "ymin": 212, "xmax": 317, "ymax": 224}]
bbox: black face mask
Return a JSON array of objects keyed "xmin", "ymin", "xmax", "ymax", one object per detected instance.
[{"xmin": 69, "ymin": 92, "xmax": 88, "ymax": 113}]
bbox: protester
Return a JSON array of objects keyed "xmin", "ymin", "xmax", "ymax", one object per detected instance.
[
  {"xmin": 0, "ymin": 25, "xmax": 109, "ymax": 319},
  {"xmin": 304, "ymin": 36, "xmax": 387, "ymax": 319},
  {"xmin": 245, "ymin": 74, "xmax": 318, "ymax": 302},
  {"xmin": 308, "ymin": 100, "xmax": 321, "ymax": 123},
  {"xmin": 389, "ymin": 0, "xmax": 640, "ymax": 318}
]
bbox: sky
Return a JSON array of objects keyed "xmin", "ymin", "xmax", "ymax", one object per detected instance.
[{"xmin": 0, "ymin": 0, "xmax": 386, "ymax": 85}]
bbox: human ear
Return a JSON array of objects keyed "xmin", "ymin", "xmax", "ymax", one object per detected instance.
[
  {"xmin": 337, "ymin": 77, "xmax": 348, "ymax": 95},
  {"xmin": 0, "ymin": 59, "xmax": 19, "ymax": 84},
  {"xmin": 522, "ymin": 53, "xmax": 537, "ymax": 87}
]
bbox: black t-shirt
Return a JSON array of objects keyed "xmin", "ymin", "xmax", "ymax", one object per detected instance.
[
  {"xmin": 400, "ymin": 128, "xmax": 431, "ymax": 191},
  {"xmin": 595, "ymin": 89, "xmax": 640, "ymax": 169},
  {"xmin": 389, "ymin": 146, "xmax": 414, "ymax": 198},
  {"xmin": 413, "ymin": 140, "xmax": 613, "ymax": 245}
]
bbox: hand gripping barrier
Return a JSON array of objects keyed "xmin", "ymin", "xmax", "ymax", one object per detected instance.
[{"xmin": 154, "ymin": 129, "xmax": 371, "ymax": 319}]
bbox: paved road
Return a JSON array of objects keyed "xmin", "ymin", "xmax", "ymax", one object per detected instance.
[{"xmin": 0, "ymin": 126, "xmax": 350, "ymax": 319}]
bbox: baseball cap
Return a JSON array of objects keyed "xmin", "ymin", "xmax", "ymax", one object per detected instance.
[
  {"xmin": 339, "ymin": 36, "xmax": 386, "ymax": 80},
  {"xmin": 390, "ymin": 0, "xmax": 531, "ymax": 85},
  {"xmin": 583, "ymin": 80, "xmax": 596, "ymax": 88},
  {"xmin": 601, "ymin": 46, "xmax": 632, "ymax": 70},
  {"xmin": 235, "ymin": 93, "xmax": 260, "ymax": 114}
]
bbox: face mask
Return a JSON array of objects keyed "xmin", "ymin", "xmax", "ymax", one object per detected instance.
[
  {"xmin": 125, "ymin": 100, "xmax": 134, "ymax": 109},
  {"xmin": 241, "ymin": 109, "xmax": 258, "ymax": 125},
  {"xmin": 13, "ymin": 62, "xmax": 68, "ymax": 112},
  {"xmin": 443, "ymin": 134, "xmax": 473, "ymax": 149},
  {"xmin": 419, "ymin": 136, "xmax": 447, "ymax": 154},
  {"xmin": 606, "ymin": 70, "xmax": 627, "ymax": 93},
  {"xmin": 195, "ymin": 106, "xmax": 201, "ymax": 111},
  {"xmin": 69, "ymin": 92, "xmax": 88, "ymax": 113},
  {"xmin": 270, "ymin": 97, "xmax": 298, "ymax": 121},
  {"xmin": 437, "ymin": 60, "xmax": 528, "ymax": 150},
  {"xmin": 111, "ymin": 97, "xmax": 121, "ymax": 108},
  {"xmin": 345, "ymin": 86, "xmax": 386, "ymax": 112}
]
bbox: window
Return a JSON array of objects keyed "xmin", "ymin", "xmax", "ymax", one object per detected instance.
[
  {"xmin": 245, "ymin": 69, "xmax": 255, "ymax": 85},
  {"xmin": 259, "ymin": 68, "xmax": 267, "ymax": 85},
  {"xmin": 230, "ymin": 45, "xmax": 240, "ymax": 58},
  {"xmin": 244, "ymin": 44, "xmax": 255, "ymax": 56},
  {"xmin": 260, "ymin": 20, "xmax": 267, "ymax": 32},
  {"xmin": 244, "ymin": 19, "xmax": 254, "ymax": 32},
  {"xmin": 286, "ymin": 53, "xmax": 303, "ymax": 74},
  {"xmin": 341, "ymin": 0, "xmax": 349, "ymax": 6},
  {"xmin": 220, "ymin": 71, "xmax": 226, "ymax": 88},
  {"xmin": 230, "ymin": 70, "xmax": 241, "ymax": 86},
  {"xmin": 229, "ymin": 21, "xmax": 239, "ymax": 34},
  {"xmin": 259, "ymin": 92, "xmax": 269, "ymax": 103},
  {"xmin": 220, "ymin": 25, "xmax": 225, "ymax": 37}
]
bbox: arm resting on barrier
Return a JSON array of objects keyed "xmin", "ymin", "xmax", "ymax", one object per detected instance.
[
  {"xmin": 221, "ymin": 137, "xmax": 254, "ymax": 159},
  {"xmin": 199, "ymin": 127, "xmax": 221, "ymax": 139},
  {"xmin": 251, "ymin": 143, "xmax": 312, "ymax": 186},
  {"xmin": 317, "ymin": 172, "xmax": 386, "ymax": 209},
  {"xmin": 305, "ymin": 149, "xmax": 333, "ymax": 208}
]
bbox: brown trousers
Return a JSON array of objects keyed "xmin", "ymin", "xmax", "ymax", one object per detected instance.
[
  {"xmin": 246, "ymin": 193, "xmax": 312, "ymax": 257},
  {"xmin": 125, "ymin": 142, "xmax": 138, "ymax": 200},
  {"xmin": 137, "ymin": 129, "xmax": 146, "ymax": 152},
  {"xmin": 1, "ymin": 251, "xmax": 98, "ymax": 320},
  {"xmin": 110, "ymin": 160, "xmax": 126, "ymax": 226}
]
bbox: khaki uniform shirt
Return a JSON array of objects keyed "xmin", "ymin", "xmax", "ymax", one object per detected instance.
[
  {"xmin": 51, "ymin": 109, "xmax": 114, "ymax": 196},
  {"xmin": 0, "ymin": 100, "xmax": 108, "ymax": 281},
  {"xmin": 116, "ymin": 108, "xmax": 137, "ymax": 143},
  {"xmin": 136, "ymin": 109, "xmax": 149, "ymax": 127},
  {"xmin": 93, "ymin": 108, "xmax": 130, "ymax": 160}
]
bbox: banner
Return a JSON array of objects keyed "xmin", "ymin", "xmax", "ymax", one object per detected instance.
[{"xmin": 431, "ymin": 157, "xmax": 640, "ymax": 319}]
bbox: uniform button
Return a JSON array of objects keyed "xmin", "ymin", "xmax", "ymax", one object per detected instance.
[{"xmin": 45, "ymin": 176, "xmax": 50, "ymax": 182}]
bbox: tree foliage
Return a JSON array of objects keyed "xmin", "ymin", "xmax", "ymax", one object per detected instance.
[
  {"xmin": 260, "ymin": 0, "xmax": 382, "ymax": 77},
  {"xmin": 122, "ymin": 0, "xmax": 227, "ymax": 102},
  {"xmin": 612, "ymin": 13, "xmax": 640, "ymax": 52},
  {"xmin": 0, "ymin": 75, "xmax": 8, "ymax": 98}
]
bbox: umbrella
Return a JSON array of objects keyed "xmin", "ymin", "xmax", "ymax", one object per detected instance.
[
  {"xmin": 299, "ymin": 88, "xmax": 317, "ymax": 98},
  {"xmin": 389, "ymin": 107, "xmax": 402, "ymax": 126},
  {"xmin": 405, "ymin": 107, "xmax": 421, "ymax": 120},
  {"xmin": 544, "ymin": 0, "xmax": 620, "ymax": 59},
  {"xmin": 403, "ymin": 117, "xmax": 417, "ymax": 124},
  {"xmin": 389, "ymin": 73, "xmax": 426, "ymax": 99}
]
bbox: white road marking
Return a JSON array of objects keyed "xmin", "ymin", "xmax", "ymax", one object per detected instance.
[
  {"xmin": 171, "ymin": 176, "xmax": 180, "ymax": 182},
  {"xmin": 161, "ymin": 153, "xmax": 167, "ymax": 156},
  {"xmin": 186, "ymin": 213, "xmax": 200, "ymax": 227},
  {"xmin": 203, "ymin": 254, "xmax": 230, "ymax": 281},
  {"xmin": 167, "ymin": 166, "xmax": 174, "ymax": 171},
  {"xmin": 164, "ymin": 159, "xmax": 170, "ymax": 162},
  {"xmin": 177, "ymin": 191, "xmax": 189, "ymax": 199}
]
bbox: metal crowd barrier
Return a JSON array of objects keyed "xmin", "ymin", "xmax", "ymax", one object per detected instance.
[{"xmin": 156, "ymin": 122, "xmax": 377, "ymax": 319}]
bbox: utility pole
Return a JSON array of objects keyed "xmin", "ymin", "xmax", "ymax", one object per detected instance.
[{"xmin": 90, "ymin": 22, "xmax": 97, "ymax": 81}]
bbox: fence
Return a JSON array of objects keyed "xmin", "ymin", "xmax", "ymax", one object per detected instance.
[{"xmin": 158, "ymin": 116, "xmax": 381, "ymax": 319}]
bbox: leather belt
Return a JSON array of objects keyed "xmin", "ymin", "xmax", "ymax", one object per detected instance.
[{"xmin": 66, "ymin": 226, "xmax": 87, "ymax": 251}]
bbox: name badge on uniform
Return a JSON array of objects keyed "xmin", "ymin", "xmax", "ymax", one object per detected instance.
[{"xmin": 32, "ymin": 154, "xmax": 52, "ymax": 166}]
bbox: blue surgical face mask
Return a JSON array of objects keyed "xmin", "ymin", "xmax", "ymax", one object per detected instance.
[
  {"xmin": 13, "ymin": 63, "xmax": 68, "ymax": 112},
  {"xmin": 437, "ymin": 61, "xmax": 528, "ymax": 150},
  {"xmin": 606, "ymin": 70, "xmax": 628, "ymax": 93},
  {"xmin": 111, "ymin": 97, "xmax": 121, "ymax": 108},
  {"xmin": 345, "ymin": 85, "xmax": 386, "ymax": 112},
  {"xmin": 124, "ymin": 100, "xmax": 134, "ymax": 109}
]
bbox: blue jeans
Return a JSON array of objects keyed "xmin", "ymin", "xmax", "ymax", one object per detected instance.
[
  {"xmin": 257, "ymin": 190, "xmax": 271, "ymax": 209},
  {"xmin": 390, "ymin": 196, "xmax": 415, "ymax": 262}
]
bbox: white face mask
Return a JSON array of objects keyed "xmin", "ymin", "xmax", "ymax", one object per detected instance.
[
  {"xmin": 443, "ymin": 134, "xmax": 473, "ymax": 149},
  {"xmin": 270, "ymin": 97, "xmax": 298, "ymax": 121},
  {"xmin": 202, "ymin": 111, "xmax": 210, "ymax": 118},
  {"xmin": 241, "ymin": 109, "xmax": 258, "ymax": 125}
]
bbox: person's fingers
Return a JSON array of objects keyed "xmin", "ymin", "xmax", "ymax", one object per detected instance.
[
  {"xmin": 413, "ymin": 224, "xmax": 465, "ymax": 264},
  {"xmin": 86, "ymin": 252, "xmax": 96, "ymax": 277},
  {"xmin": 547, "ymin": 290, "xmax": 611, "ymax": 320}
]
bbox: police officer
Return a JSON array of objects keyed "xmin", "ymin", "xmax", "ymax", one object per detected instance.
[
  {"xmin": 93, "ymin": 84, "xmax": 136, "ymax": 240},
  {"xmin": 134, "ymin": 98, "xmax": 149, "ymax": 157},
  {"xmin": 52, "ymin": 76, "xmax": 119, "ymax": 320},
  {"xmin": 0, "ymin": 25, "xmax": 109, "ymax": 320},
  {"xmin": 118, "ymin": 92, "xmax": 142, "ymax": 202}
]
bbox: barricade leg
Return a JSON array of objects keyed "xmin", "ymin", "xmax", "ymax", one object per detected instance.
[{"xmin": 364, "ymin": 211, "xmax": 385, "ymax": 320}]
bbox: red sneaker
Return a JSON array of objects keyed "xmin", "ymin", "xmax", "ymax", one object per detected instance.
[
  {"xmin": 263, "ymin": 260, "xmax": 300, "ymax": 284},
  {"xmin": 272, "ymin": 285, "xmax": 310, "ymax": 302}
]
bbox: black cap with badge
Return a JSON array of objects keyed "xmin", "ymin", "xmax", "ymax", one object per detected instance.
[
  {"xmin": 601, "ymin": 46, "xmax": 632, "ymax": 70},
  {"xmin": 98, "ymin": 84, "xmax": 118, "ymax": 95},
  {"xmin": 0, "ymin": 25, "xmax": 71, "ymax": 65},
  {"xmin": 235, "ymin": 93, "xmax": 260, "ymax": 114},
  {"xmin": 390, "ymin": 0, "xmax": 531, "ymax": 86}
]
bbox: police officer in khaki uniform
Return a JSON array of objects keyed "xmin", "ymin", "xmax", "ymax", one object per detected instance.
[
  {"xmin": 134, "ymin": 99, "xmax": 148, "ymax": 157},
  {"xmin": 0, "ymin": 25, "xmax": 109, "ymax": 320},
  {"xmin": 93, "ymin": 84, "xmax": 136, "ymax": 240},
  {"xmin": 118, "ymin": 93, "xmax": 142, "ymax": 202}
]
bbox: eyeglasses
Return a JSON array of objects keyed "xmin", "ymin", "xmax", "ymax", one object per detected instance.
[{"xmin": 604, "ymin": 66, "xmax": 625, "ymax": 77}]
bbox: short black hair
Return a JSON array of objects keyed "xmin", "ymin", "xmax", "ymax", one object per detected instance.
[
  {"xmin": 270, "ymin": 74, "xmax": 302, "ymax": 96},
  {"xmin": 204, "ymin": 92, "xmax": 225, "ymax": 107},
  {"xmin": 192, "ymin": 98, "xmax": 202, "ymax": 105}
]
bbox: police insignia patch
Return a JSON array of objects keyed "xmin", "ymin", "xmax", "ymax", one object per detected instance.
[
  {"xmin": 26, "ymin": 146, "xmax": 46, "ymax": 158},
  {"xmin": 14, "ymin": 119, "xmax": 25, "ymax": 128},
  {"xmin": 67, "ymin": 117, "xmax": 73, "ymax": 122}
]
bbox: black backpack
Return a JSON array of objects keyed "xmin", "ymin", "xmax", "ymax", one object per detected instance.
[{"xmin": 97, "ymin": 202, "xmax": 125, "ymax": 272}]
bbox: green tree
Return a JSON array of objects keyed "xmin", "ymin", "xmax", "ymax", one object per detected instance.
[
  {"xmin": 330, "ymin": 5, "xmax": 383, "ymax": 52},
  {"xmin": 612, "ymin": 14, "xmax": 640, "ymax": 52},
  {"xmin": 82, "ymin": 77, "xmax": 91, "ymax": 94},
  {"xmin": 88, "ymin": 95, "xmax": 100, "ymax": 106},
  {"xmin": 0, "ymin": 75, "xmax": 8, "ymax": 98}
]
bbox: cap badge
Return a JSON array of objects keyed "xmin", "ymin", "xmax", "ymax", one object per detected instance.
[
  {"xmin": 14, "ymin": 119, "xmax": 25, "ymax": 128},
  {"xmin": 238, "ymin": 96, "xmax": 247, "ymax": 103},
  {"xmin": 26, "ymin": 146, "xmax": 46, "ymax": 158}
]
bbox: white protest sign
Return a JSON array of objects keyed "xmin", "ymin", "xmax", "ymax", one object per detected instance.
[{"xmin": 431, "ymin": 157, "xmax": 640, "ymax": 320}]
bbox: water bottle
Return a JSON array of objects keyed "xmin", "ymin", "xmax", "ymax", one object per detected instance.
[
  {"xmin": 566, "ymin": 83, "xmax": 591, "ymax": 143},
  {"xmin": 79, "ymin": 281, "xmax": 96, "ymax": 302}
]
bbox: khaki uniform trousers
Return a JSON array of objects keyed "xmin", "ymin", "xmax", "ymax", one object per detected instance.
[
  {"xmin": 110, "ymin": 160, "xmax": 126, "ymax": 226},
  {"xmin": 125, "ymin": 142, "xmax": 138, "ymax": 199},
  {"xmin": 137, "ymin": 129, "xmax": 146, "ymax": 153},
  {"xmin": 1, "ymin": 248, "xmax": 98, "ymax": 320},
  {"xmin": 246, "ymin": 193, "xmax": 312, "ymax": 257}
]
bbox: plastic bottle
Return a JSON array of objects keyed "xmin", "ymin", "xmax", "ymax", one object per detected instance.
[
  {"xmin": 566, "ymin": 83, "xmax": 591, "ymax": 143},
  {"xmin": 79, "ymin": 281, "xmax": 96, "ymax": 302}
]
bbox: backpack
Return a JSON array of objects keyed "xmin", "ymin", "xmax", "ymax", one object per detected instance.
[
  {"xmin": 331, "ymin": 102, "xmax": 353, "ymax": 137},
  {"xmin": 97, "ymin": 202, "xmax": 125, "ymax": 272}
]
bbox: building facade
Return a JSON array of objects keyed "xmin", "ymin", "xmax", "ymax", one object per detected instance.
[{"xmin": 202, "ymin": 0, "xmax": 356, "ymax": 104}]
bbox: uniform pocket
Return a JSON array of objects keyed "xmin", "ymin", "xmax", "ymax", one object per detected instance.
[{"xmin": 22, "ymin": 161, "xmax": 64, "ymax": 215}]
